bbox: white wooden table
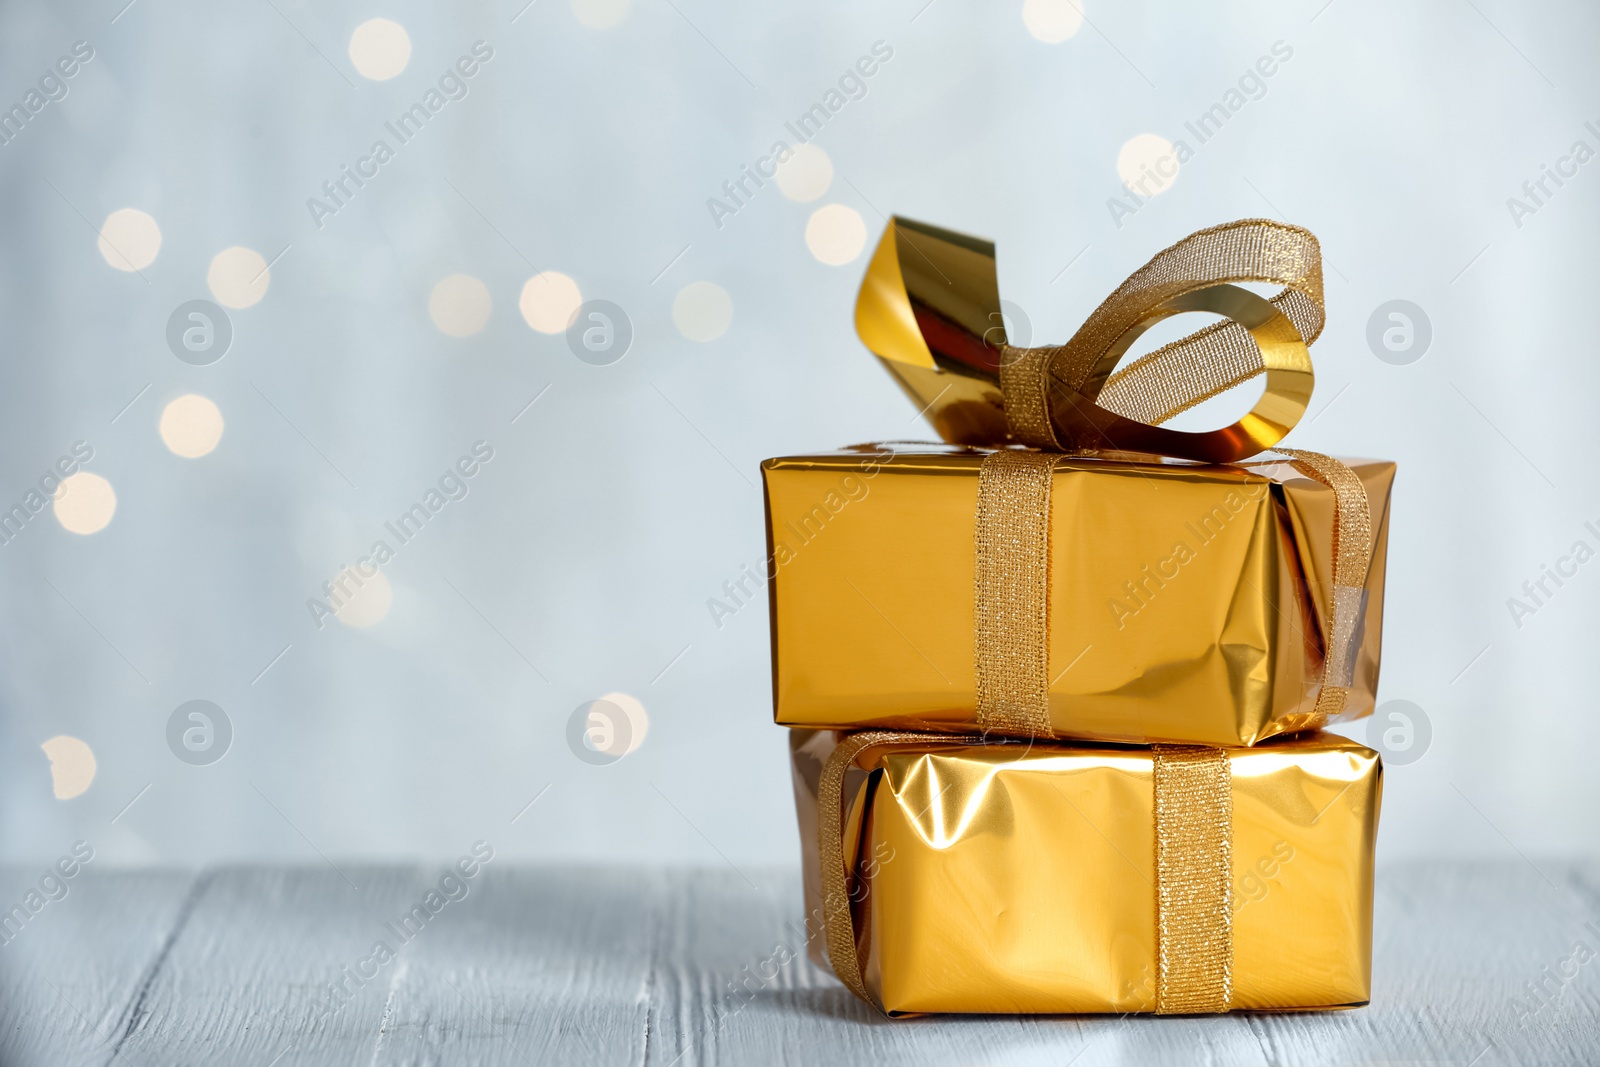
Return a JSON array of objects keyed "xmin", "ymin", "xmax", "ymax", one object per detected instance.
[{"xmin": 2, "ymin": 861, "xmax": 1596, "ymax": 1065}]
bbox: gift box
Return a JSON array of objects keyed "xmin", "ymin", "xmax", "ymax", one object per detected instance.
[
  {"xmin": 775, "ymin": 216, "xmax": 1391, "ymax": 1017},
  {"xmin": 790, "ymin": 728, "xmax": 1383, "ymax": 1015},
  {"xmin": 763, "ymin": 215, "xmax": 1394, "ymax": 747},
  {"xmin": 764, "ymin": 445, "xmax": 1394, "ymax": 747}
]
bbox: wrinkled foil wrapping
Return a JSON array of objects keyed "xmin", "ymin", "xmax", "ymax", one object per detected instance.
[
  {"xmin": 791, "ymin": 728, "xmax": 1382, "ymax": 1015},
  {"xmin": 765, "ymin": 446, "xmax": 1394, "ymax": 747}
]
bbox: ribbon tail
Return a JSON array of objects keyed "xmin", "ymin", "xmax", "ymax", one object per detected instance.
[
  {"xmin": 1272, "ymin": 448, "xmax": 1375, "ymax": 722},
  {"xmin": 817, "ymin": 730, "xmax": 980, "ymax": 1011}
]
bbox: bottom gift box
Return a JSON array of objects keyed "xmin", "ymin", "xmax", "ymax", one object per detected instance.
[{"xmin": 790, "ymin": 728, "xmax": 1382, "ymax": 1015}]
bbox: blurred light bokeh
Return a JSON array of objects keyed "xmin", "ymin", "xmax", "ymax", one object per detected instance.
[{"xmin": 2, "ymin": 0, "xmax": 1597, "ymax": 869}]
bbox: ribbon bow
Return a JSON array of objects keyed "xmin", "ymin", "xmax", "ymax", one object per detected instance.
[{"xmin": 855, "ymin": 217, "xmax": 1324, "ymax": 464}]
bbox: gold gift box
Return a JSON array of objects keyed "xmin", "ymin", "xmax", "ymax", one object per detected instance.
[
  {"xmin": 763, "ymin": 445, "xmax": 1395, "ymax": 747},
  {"xmin": 791, "ymin": 728, "xmax": 1382, "ymax": 1015}
]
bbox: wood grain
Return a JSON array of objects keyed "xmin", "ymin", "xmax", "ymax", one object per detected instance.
[
  {"xmin": 1, "ymin": 861, "xmax": 1596, "ymax": 1065},
  {"xmin": 0, "ymin": 866, "xmax": 196, "ymax": 1067}
]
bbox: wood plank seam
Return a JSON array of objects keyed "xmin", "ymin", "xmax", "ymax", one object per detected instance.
[{"xmin": 101, "ymin": 870, "xmax": 211, "ymax": 1064}]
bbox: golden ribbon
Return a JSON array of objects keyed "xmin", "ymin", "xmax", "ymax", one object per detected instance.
[
  {"xmin": 816, "ymin": 729, "xmax": 950, "ymax": 1009},
  {"xmin": 856, "ymin": 217, "xmax": 1322, "ymax": 463},
  {"xmin": 971, "ymin": 444, "xmax": 1373, "ymax": 739},
  {"xmin": 974, "ymin": 450, "xmax": 1062, "ymax": 738},
  {"xmin": 817, "ymin": 734, "xmax": 1239, "ymax": 1014},
  {"xmin": 1152, "ymin": 744, "xmax": 1233, "ymax": 1013},
  {"xmin": 1274, "ymin": 448, "xmax": 1374, "ymax": 720}
]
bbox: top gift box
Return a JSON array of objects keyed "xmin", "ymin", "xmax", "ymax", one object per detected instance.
[{"xmin": 762, "ymin": 217, "xmax": 1395, "ymax": 747}]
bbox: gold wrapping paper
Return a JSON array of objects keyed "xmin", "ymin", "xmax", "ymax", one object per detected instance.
[
  {"xmin": 763, "ymin": 445, "xmax": 1394, "ymax": 747},
  {"xmin": 790, "ymin": 728, "xmax": 1382, "ymax": 1015}
]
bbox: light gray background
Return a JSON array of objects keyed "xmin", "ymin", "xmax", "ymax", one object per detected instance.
[{"xmin": 1, "ymin": 0, "xmax": 1595, "ymax": 872}]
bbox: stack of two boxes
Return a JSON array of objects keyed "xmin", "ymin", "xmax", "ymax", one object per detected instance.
[{"xmin": 760, "ymin": 217, "xmax": 1396, "ymax": 1017}]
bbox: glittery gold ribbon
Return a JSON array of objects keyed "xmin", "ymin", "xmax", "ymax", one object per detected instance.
[
  {"xmin": 1152, "ymin": 744, "xmax": 1233, "ymax": 1014},
  {"xmin": 997, "ymin": 220, "xmax": 1322, "ymax": 461},
  {"xmin": 1271, "ymin": 448, "xmax": 1375, "ymax": 723},
  {"xmin": 856, "ymin": 217, "xmax": 1323, "ymax": 464},
  {"xmin": 972, "ymin": 445, "xmax": 1373, "ymax": 736},
  {"xmin": 975, "ymin": 451, "xmax": 1061, "ymax": 738},
  {"xmin": 816, "ymin": 734, "xmax": 1240, "ymax": 1015},
  {"xmin": 817, "ymin": 730, "xmax": 966, "ymax": 1009}
]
